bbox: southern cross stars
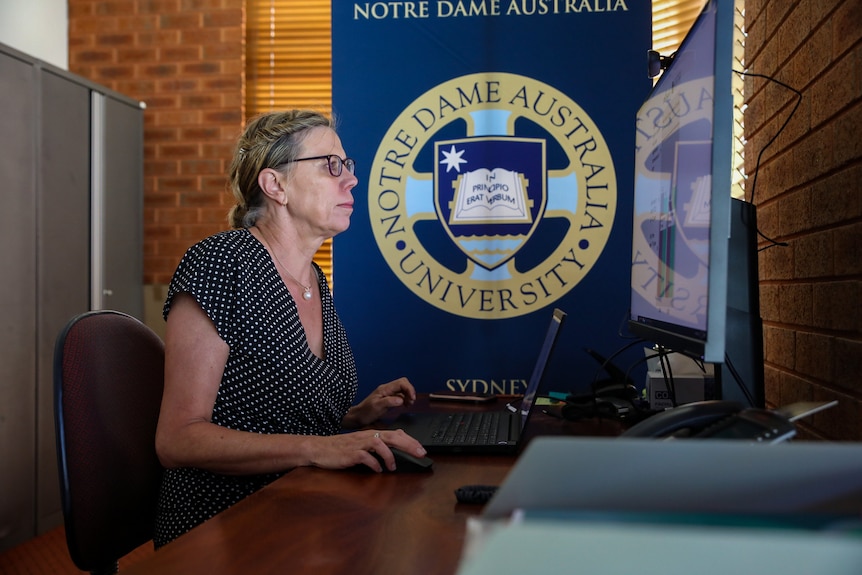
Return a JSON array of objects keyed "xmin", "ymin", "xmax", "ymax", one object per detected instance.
[{"xmin": 440, "ymin": 145, "xmax": 468, "ymax": 172}]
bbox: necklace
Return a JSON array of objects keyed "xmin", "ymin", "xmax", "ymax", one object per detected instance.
[
  {"xmin": 275, "ymin": 254, "xmax": 314, "ymax": 301},
  {"xmin": 258, "ymin": 228, "xmax": 314, "ymax": 301}
]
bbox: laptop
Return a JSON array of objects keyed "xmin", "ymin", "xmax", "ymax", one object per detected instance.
[{"xmin": 390, "ymin": 308, "xmax": 566, "ymax": 454}]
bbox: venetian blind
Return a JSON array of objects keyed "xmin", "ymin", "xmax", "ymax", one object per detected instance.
[
  {"xmin": 651, "ymin": 0, "xmax": 705, "ymax": 55},
  {"xmin": 652, "ymin": 0, "xmax": 747, "ymax": 199},
  {"xmin": 245, "ymin": 1, "xmax": 334, "ymax": 281}
]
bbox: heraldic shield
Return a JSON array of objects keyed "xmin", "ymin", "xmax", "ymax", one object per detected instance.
[{"xmin": 434, "ymin": 136, "xmax": 547, "ymax": 271}]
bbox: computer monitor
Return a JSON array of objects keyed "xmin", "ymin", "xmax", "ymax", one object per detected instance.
[{"xmin": 629, "ymin": 0, "xmax": 764, "ymax": 407}]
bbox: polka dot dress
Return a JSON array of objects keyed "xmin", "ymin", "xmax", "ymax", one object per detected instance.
[{"xmin": 154, "ymin": 228, "xmax": 358, "ymax": 548}]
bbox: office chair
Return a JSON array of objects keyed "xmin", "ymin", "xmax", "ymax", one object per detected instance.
[{"xmin": 53, "ymin": 310, "xmax": 165, "ymax": 574}]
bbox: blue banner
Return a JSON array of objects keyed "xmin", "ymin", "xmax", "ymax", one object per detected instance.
[{"xmin": 333, "ymin": 2, "xmax": 652, "ymax": 398}]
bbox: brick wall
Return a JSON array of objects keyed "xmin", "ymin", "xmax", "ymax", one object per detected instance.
[
  {"xmin": 68, "ymin": 0, "xmax": 244, "ymax": 286},
  {"xmin": 745, "ymin": 0, "xmax": 862, "ymax": 439}
]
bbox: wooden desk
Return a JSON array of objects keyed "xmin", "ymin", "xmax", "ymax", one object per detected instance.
[
  {"xmin": 125, "ymin": 455, "xmax": 511, "ymax": 574},
  {"xmin": 123, "ymin": 399, "xmax": 622, "ymax": 574}
]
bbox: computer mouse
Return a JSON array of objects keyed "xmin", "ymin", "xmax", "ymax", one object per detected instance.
[
  {"xmin": 350, "ymin": 447, "xmax": 434, "ymax": 473},
  {"xmin": 381, "ymin": 447, "xmax": 434, "ymax": 472}
]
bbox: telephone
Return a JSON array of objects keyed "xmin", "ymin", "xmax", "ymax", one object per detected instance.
[{"xmin": 620, "ymin": 400, "xmax": 798, "ymax": 443}]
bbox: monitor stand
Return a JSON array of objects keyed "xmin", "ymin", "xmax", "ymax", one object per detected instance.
[{"xmin": 717, "ymin": 198, "xmax": 765, "ymax": 408}]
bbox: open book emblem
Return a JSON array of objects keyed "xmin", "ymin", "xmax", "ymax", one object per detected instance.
[{"xmin": 434, "ymin": 137, "xmax": 547, "ymax": 271}]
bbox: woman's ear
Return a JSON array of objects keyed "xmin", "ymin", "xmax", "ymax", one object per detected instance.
[{"xmin": 258, "ymin": 168, "xmax": 286, "ymax": 204}]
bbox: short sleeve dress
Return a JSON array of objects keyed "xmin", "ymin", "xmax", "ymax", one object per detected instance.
[{"xmin": 154, "ymin": 228, "xmax": 358, "ymax": 547}]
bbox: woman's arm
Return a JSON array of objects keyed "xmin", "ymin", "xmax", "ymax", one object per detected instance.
[{"xmin": 154, "ymin": 294, "xmax": 424, "ymax": 474}]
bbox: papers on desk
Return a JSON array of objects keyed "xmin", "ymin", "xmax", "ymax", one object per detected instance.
[{"xmin": 455, "ymin": 437, "xmax": 862, "ymax": 574}]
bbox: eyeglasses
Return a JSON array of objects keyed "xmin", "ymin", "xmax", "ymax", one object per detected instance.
[{"xmin": 285, "ymin": 155, "xmax": 356, "ymax": 177}]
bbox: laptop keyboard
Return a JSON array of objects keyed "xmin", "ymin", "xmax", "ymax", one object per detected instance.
[{"xmin": 430, "ymin": 411, "xmax": 506, "ymax": 445}]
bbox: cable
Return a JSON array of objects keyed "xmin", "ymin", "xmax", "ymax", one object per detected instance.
[
  {"xmin": 733, "ymin": 70, "xmax": 802, "ymax": 205},
  {"xmin": 722, "ymin": 352, "xmax": 756, "ymax": 407},
  {"xmin": 623, "ymin": 351, "xmax": 662, "ymax": 406},
  {"xmin": 657, "ymin": 345, "xmax": 678, "ymax": 407},
  {"xmin": 733, "ymin": 69, "xmax": 802, "ymax": 251},
  {"xmin": 588, "ymin": 338, "xmax": 647, "ymax": 391}
]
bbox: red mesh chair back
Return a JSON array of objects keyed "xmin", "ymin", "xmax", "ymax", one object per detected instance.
[{"xmin": 53, "ymin": 310, "xmax": 165, "ymax": 574}]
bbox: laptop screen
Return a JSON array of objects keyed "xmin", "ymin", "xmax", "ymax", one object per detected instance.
[{"xmin": 519, "ymin": 308, "xmax": 567, "ymax": 428}]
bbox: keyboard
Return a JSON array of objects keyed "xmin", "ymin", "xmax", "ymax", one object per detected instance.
[{"xmin": 429, "ymin": 411, "xmax": 507, "ymax": 445}]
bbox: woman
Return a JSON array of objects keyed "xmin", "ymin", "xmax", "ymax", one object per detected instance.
[{"xmin": 154, "ymin": 110, "xmax": 425, "ymax": 547}]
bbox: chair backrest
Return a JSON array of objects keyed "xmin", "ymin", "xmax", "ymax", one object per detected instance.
[{"xmin": 53, "ymin": 310, "xmax": 165, "ymax": 574}]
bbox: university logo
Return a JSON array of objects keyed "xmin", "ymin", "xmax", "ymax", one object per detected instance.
[
  {"xmin": 435, "ymin": 136, "xmax": 546, "ymax": 271},
  {"xmin": 369, "ymin": 72, "xmax": 617, "ymax": 319}
]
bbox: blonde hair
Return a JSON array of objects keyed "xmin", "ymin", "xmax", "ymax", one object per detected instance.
[{"xmin": 227, "ymin": 110, "xmax": 334, "ymax": 229}]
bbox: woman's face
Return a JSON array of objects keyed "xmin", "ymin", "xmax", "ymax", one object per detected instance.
[{"xmin": 284, "ymin": 126, "xmax": 358, "ymax": 240}]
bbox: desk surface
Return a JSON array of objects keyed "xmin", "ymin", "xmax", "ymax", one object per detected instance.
[{"xmin": 124, "ymin": 398, "xmax": 621, "ymax": 575}]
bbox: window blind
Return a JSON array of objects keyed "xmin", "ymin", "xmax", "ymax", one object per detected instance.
[
  {"xmin": 651, "ymin": 0, "xmax": 705, "ymax": 55},
  {"xmin": 246, "ymin": 0, "xmax": 334, "ymax": 282},
  {"xmin": 652, "ymin": 0, "xmax": 746, "ymax": 199}
]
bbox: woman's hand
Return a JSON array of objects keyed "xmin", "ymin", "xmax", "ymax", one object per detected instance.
[
  {"xmin": 342, "ymin": 377, "xmax": 417, "ymax": 429},
  {"xmin": 310, "ymin": 428, "xmax": 426, "ymax": 472}
]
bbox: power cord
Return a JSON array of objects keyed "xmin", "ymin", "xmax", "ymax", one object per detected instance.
[{"xmin": 733, "ymin": 69, "xmax": 802, "ymax": 252}]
